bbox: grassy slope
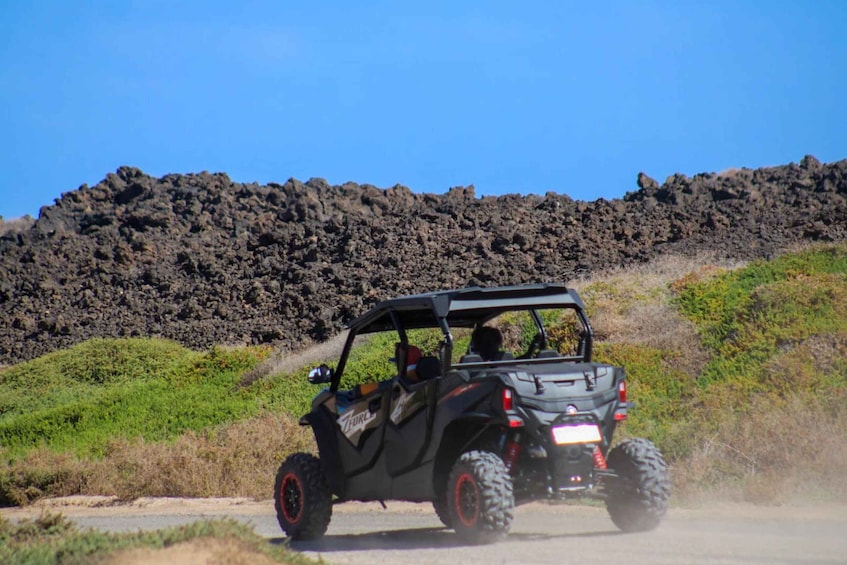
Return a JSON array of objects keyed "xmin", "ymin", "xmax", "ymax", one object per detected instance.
[
  {"xmin": 1, "ymin": 244, "xmax": 845, "ymax": 507},
  {"xmin": 588, "ymin": 245, "xmax": 847, "ymax": 501},
  {"xmin": 0, "ymin": 341, "xmax": 317, "ymax": 504},
  {"xmin": 0, "ymin": 340, "xmax": 271, "ymax": 458}
]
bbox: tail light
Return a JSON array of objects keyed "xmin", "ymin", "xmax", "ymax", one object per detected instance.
[
  {"xmin": 502, "ymin": 388, "xmax": 514, "ymax": 411},
  {"xmin": 614, "ymin": 380, "xmax": 628, "ymax": 421},
  {"xmin": 502, "ymin": 388, "xmax": 523, "ymax": 426}
]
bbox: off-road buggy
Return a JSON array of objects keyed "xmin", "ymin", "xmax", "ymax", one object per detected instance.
[{"xmin": 274, "ymin": 283, "xmax": 670, "ymax": 543}]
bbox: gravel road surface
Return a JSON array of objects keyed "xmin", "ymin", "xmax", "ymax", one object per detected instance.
[{"xmin": 3, "ymin": 497, "xmax": 845, "ymax": 564}]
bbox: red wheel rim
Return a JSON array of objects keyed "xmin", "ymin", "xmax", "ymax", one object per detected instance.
[
  {"xmin": 280, "ymin": 472, "xmax": 304, "ymax": 524},
  {"xmin": 454, "ymin": 472, "xmax": 480, "ymax": 527}
]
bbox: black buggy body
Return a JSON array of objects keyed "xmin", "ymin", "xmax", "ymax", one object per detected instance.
[{"xmin": 274, "ymin": 283, "xmax": 670, "ymax": 543}]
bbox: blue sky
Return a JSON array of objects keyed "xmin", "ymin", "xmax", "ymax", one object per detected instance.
[{"xmin": 1, "ymin": 1, "xmax": 845, "ymax": 219}]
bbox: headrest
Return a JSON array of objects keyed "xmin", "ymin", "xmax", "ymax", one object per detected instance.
[
  {"xmin": 459, "ymin": 353, "xmax": 483, "ymax": 364},
  {"xmin": 404, "ymin": 345, "xmax": 422, "ymax": 381},
  {"xmin": 416, "ymin": 356, "xmax": 441, "ymax": 381},
  {"xmin": 407, "ymin": 345, "xmax": 422, "ymax": 365}
]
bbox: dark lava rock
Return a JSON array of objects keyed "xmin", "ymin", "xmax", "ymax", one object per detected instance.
[{"xmin": 1, "ymin": 156, "xmax": 846, "ymax": 364}]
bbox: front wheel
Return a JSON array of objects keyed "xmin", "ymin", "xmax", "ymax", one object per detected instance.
[
  {"xmin": 447, "ymin": 450, "xmax": 514, "ymax": 544},
  {"xmin": 432, "ymin": 494, "xmax": 452, "ymax": 528},
  {"xmin": 274, "ymin": 452, "xmax": 332, "ymax": 540},
  {"xmin": 604, "ymin": 438, "xmax": 670, "ymax": 532}
]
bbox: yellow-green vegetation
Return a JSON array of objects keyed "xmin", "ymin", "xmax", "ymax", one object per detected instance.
[
  {"xmin": 0, "ymin": 411, "xmax": 313, "ymax": 506},
  {"xmin": 0, "ymin": 339, "xmax": 273, "ymax": 458},
  {"xmin": 594, "ymin": 343, "xmax": 695, "ymax": 454},
  {"xmin": 0, "ymin": 340, "xmax": 318, "ymax": 505},
  {"xmin": 1, "ymin": 244, "xmax": 845, "ymax": 510},
  {"xmin": 0, "ymin": 512, "xmax": 314, "ymax": 564},
  {"xmin": 674, "ymin": 246, "xmax": 847, "ymax": 390},
  {"xmin": 661, "ymin": 245, "xmax": 847, "ymax": 502}
]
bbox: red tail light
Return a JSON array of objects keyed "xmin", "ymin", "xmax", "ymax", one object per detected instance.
[
  {"xmin": 502, "ymin": 388, "xmax": 514, "ymax": 411},
  {"xmin": 618, "ymin": 380, "xmax": 627, "ymax": 403}
]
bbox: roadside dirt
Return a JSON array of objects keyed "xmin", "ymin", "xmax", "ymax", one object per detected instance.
[
  {"xmin": 0, "ymin": 495, "xmax": 272, "ymax": 519},
  {"xmin": 100, "ymin": 538, "xmax": 279, "ymax": 565}
]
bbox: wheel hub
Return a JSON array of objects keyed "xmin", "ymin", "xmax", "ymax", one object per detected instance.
[
  {"xmin": 455, "ymin": 472, "xmax": 480, "ymax": 527},
  {"xmin": 280, "ymin": 472, "xmax": 303, "ymax": 524}
]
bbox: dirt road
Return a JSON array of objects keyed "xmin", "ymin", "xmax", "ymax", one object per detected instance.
[{"xmin": 3, "ymin": 497, "xmax": 846, "ymax": 564}]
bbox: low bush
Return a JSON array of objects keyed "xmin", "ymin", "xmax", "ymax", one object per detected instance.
[{"xmin": 675, "ymin": 245, "xmax": 847, "ymax": 385}]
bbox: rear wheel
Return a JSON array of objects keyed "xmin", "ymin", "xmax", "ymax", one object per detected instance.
[
  {"xmin": 447, "ymin": 450, "xmax": 513, "ymax": 544},
  {"xmin": 274, "ymin": 452, "xmax": 332, "ymax": 540},
  {"xmin": 605, "ymin": 438, "xmax": 670, "ymax": 532}
]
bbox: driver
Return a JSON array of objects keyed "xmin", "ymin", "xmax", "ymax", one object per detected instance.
[{"xmin": 471, "ymin": 326, "xmax": 504, "ymax": 361}]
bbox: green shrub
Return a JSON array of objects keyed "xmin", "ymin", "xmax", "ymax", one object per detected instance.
[
  {"xmin": 0, "ymin": 338, "xmax": 194, "ymax": 417},
  {"xmin": 0, "ymin": 340, "xmax": 269, "ymax": 459},
  {"xmin": 675, "ymin": 245, "xmax": 847, "ymax": 390}
]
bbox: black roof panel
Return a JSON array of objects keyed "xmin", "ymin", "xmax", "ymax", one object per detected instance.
[{"xmin": 347, "ymin": 283, "xmax": 584, "ymax": 334}]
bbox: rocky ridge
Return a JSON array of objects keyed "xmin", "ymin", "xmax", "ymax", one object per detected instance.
[{"xmin": 1, "ymin": 155, "xmax": 845, "ymax": 364}]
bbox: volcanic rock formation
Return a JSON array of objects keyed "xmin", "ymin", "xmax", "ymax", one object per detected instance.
[{"xmin": 1, "ymin": 155, "xmax": 845, "ymax": 363}]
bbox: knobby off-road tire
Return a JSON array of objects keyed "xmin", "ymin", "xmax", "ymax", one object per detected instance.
[
  {"xmin": 432, "ymin": 495, "xmax": 452, "ymax": 528},
  {"xmin": 274, "ymin": 452, "xmax": 332, "ymax": 540},
  {"xmin": 605, "ymin": 438, "xmax": 671, "ymax": 533},
  {"xmin": 447, "ymin": 450, "xmax": 514, "ymax": 544}
]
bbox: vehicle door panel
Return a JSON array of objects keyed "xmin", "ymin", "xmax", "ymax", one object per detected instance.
[
  {"xmin": 384, "ymin": 378, "xmax": 435, "ymax": 476},
  {"xmin": 333, "ymin": 387, "xmax": 390, "ymax": 477}
]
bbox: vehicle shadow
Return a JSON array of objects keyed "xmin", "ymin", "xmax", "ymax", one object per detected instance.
[{"xmin": 273, "ymin": 526, "xmax": 623, "ymax": 553}]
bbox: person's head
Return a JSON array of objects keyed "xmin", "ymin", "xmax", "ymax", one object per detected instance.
[{"xmin": 472, "ymin": 326, "xmax": 503, "ymax": 361}]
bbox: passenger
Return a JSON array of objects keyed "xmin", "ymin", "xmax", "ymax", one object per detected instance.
[
  {"xmin": 471, "ymin": 326, "xmax": 504, "ymax": 361},
  {"xmin": 349, "ymin": 342, "xmax": 423, "ymax": 398},
  {"xmin": 404, "ymin": 344, "xmax": 422, "ymax": 382}
]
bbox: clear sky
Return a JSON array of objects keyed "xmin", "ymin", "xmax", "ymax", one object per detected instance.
[{"xmin": 1, "ymin": 1, "xmax": 845, "ymax": 219}]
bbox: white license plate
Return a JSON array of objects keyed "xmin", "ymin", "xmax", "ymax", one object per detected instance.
[{"xmin": 552, "ymin": 424, "xmax": 602, "ymax": 445}]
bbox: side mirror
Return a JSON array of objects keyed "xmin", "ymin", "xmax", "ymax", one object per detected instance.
[{"xmin": 308, "ymin": 364, "xmax": 333, "ymax": 384}]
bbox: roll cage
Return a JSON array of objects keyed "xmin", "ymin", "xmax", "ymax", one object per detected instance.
[{"xmin": 328, "ymin": 283, "xmax": 594, "ymax": 392}]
